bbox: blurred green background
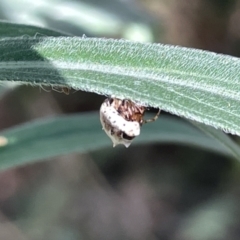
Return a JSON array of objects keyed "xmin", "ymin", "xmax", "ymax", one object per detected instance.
[{"xmin": 0, "ymin": 0, "xmax": 240, "ymax": 239}]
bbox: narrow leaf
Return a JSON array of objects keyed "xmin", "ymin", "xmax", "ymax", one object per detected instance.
[
  {"xmin": 0, "ymin": 113, "xmax": 234, "ymax": 170},
  {"xmin": 0, "ymin": 37, "xmax": 239, "ymax": 135},
  {"xmin": 191, "ymin": 121, "xmax": 240, "ymax": 161}
]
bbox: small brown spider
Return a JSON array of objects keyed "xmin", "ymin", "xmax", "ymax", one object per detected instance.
[{"xmin": 100, "ymin": 97, "xmax": 160, "ymax": 147}]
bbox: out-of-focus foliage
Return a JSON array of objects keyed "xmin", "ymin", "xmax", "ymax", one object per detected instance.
[
  {"xmin": 0, "ymin": 0, "xmax": 156, "ymax": 41},
  {"xmin": 0, "ymin": 113, "xmax": 235, "ymax": 169},
  {"xmin": 0, "ymin": 20, "xmax": 69, "ymax": 37}
]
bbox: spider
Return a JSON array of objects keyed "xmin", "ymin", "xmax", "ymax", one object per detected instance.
[{"xmin": 100, "ymin": 97, "xmax": 160, "ymax": 147}]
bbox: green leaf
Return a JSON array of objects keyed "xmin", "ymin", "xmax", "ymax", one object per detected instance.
[
  {"xmin": 0, "ymin": 36, "xmax": 240, "ymax": 135},
  {"xmin": 191, "ymin": 121, "xmax": 240, "ymax": 161},
  {"xmin": 0, "ymin": 113, "xmax": 234, "ymax": 170}
]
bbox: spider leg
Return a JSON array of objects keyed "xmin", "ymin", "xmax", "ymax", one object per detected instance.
[{"xmin": 143, "ymin": 109, "xmax": 161, "ymax": 124}]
